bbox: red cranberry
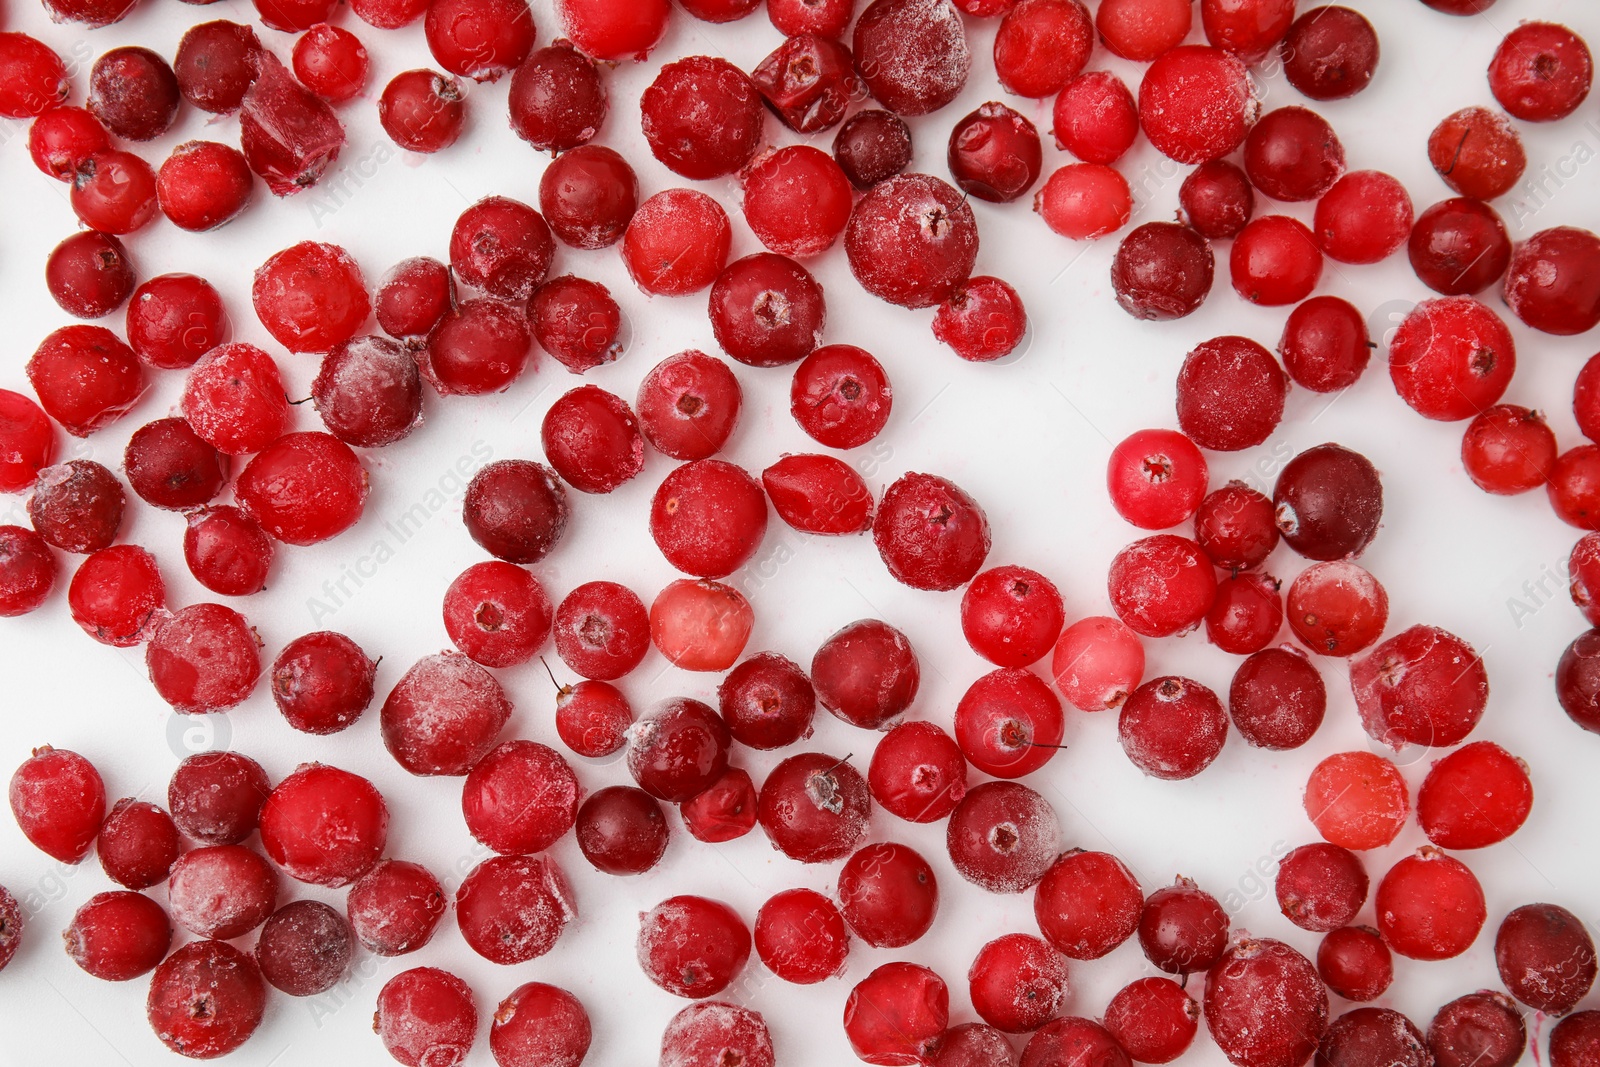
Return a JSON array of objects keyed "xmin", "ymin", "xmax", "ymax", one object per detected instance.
[
  {"xmin": 933, "ymin": 276, "xmax": 1029, "ymax": 363},
  {"xmin": 126, "ymin": 273, "xmax": 230, "ymax": 369},
  {"xmin": 1138, "ymin": 877, "xmax": 1230, "ymax": 975},
  {"xmin": 1417, "ymin": 741, "xmax": 1532, "ymax": 850},
  {"xmin": 1391, "ymin": 297, "xmax": 1516, "ymax": 422},
  {"xmin": 1504, "ymin": 226, "xmax": 1600, "ymax": 337},
  {"xmin": 147, "ymin": 940, "xmax": 265, "ymax": 1057},
  {"xmin": 1286, "ymin": 559, "xmax": 1389, "ymax": 659},
  {"xmin": 623, "ymin": 189, "xmax": 732, "ymax": 297},
  {"xmin": 1139, "ymin": 46, "xmax": 1258, "ymax": 163},
  {"xmin": 424, "ymin": 0, "xmax": 533, "ymax": 82},
  {"xmin": 761, "ymin": 454, "xmax": 875, "ymax": 535},
  {"xmin": 1231, "ymin": 646, "xmax": 1327, "ymax": 750},
  {"xmin": 742, "ymin": 146, "xmax": 853, "ymax": 260},
  {"xmin": 628, "ymin": 698, "xmax": 731, "ymax": 802},
  {"xmin": 554, "ymin": 580, "xmax": 650, "ymax": 680},
  {"xmin": 936, "ymin": 1023, "xmax": 1023, "ymax": 1065},
  {"xmin": 461, "ymin": 740, "xmax": 576, "ymax": 855},
  {"xmin": 174, "ymin": 21, "xmax": 262, "ymax": 114},
  {"xmin": 846, "ymin": 174, "xmax": 979, "ymax": 309},
  {"xmin": 255, "ymin": 0, "xmax": 337, "ymax": 32},
  {"xmin": 853, "ymin": 0, "xmax": 971, "ymax": 115},
  {"xmin": 718, "ymin": 653, "xmax": 815, "ymax": 750},
  {"xmin": 813, "ymin": 618, "xmax": 920, "ymax": 731},
  {"xmin": 236, "ymin": 432, "xmax": 368, "ymax": 545},
  {"xmin": 1375, "ymin": 847, "xmax": 1486, "ymax": 960},
  {"xmin": 660, "ymin": 1003, "xmax": 774, "ymax": 1067},
  {"xmin": 752, "ymin": 34, "xmax": 857, "ymax": 134},
  {"xmin": 1119, "ymin": 676, "xmax": 1228, "ymax": 779},
  {"xmin": 260, "ymin": 763, "xmax": 387, "ymax": 886},
  {"xmin": 1428, "ymin": 992, "xmax": 1525, "ymax": 1067},
  {"xmin": 449, "ymin": 197, "xmax": 553, "ymax": 301},
  {"xmin": 88, "ymin": 47, "xmax": 180, "ymax": 142},
  {"xmin": 492, "ymin": 983, "xmax": 591, "ymax": 1067},
  {"xmin": 1035, "ymin": 849, "xmax": 1141, "ymax": 959},
  {"xmin": 680, "ymin": 767, "xmax": 758, "ymax": 843},
  {"xmin": 1305, "ymin": 750, "xmax": 1409, "ymax": 850},
  {"xmin": 1489, "ymin": 22, "xmax": 1592, "ymax": 122},
  {"xmin": 1550, "ymin": 1012, "xmax": 1600, "ymax": 1067},
  {"xmin": 426, "ymin": 297, "xmax": 533, "ymax": 395},
  {"xmin": 161, "ymin": 145, "xmax": 254, "ymax": 220},
  {"xmin": 1052, "ymin": 71, "xmax": 1138, "ymax": 165},
  {"xmin": 0, "ymin": 391, "xmax": 56, "ymax": 493},
  {"xmin": 0, "ymin": 527, "xmax": 56, "ymax": 617},
  {"xmin": 374, "ymin": 967, "xmax": 476, "ymax": 1067},
  {"xmin": 875, "ymin": 472, "xmax": 991, "ymax": 591},
  {"xmin": 254, "ymin": 241, "xmax": 369, "ymax": 355},
  {"xmin": 1575, "ymin": 536, "xmax": 1600, "ymax": 626},
  {"xmin": 754, "ymin": 888, "xmax": 850, "ymax": 984},
  {"xmin": 1232, "ymin": 215, "xmax": 1323, "ymax": 306},
  {"xmin": 1410, "ymin": 197, "xmax": 1512, "ymax": 297},
  {"xmin": 770, "ymin": 0, "xmax": 852, "ymax": 35},
  {"xmin": 45, "ymin": 231, "xmax": 135, "ymax": 320},
  {"xmin": 9, "ymin": 746, "xmax": 106, "ymax": 863},
  {"xmin": 539, "ymin": 145, "xmax": 637, "ymax": 250},
  {"xmin": 146, "ymin": 603, "xmax": 261, "ymax": 713},
  {"xmin": 555, "ymin": 679, "xmax": 632, "ymax": 758},
  {"xmin": 1275, "ymin": 841, "xmax": 1367, "ymax": 932},
  {"xmin": 1097, "ymin": 0, "xmax": 1190, "ymax": 60},
  {"xmin": 1205, "ymin": 572, "xmax": 1283, "ymax": 655},
  {"xmin": 312, "ymin": 335, "xmax": 423, "ymax": 448},
  {"xmin": 839, "ymin": 842, "xmax": 939, "ymax": 948},
  {"xmin": 1176, "ymin": 336, "xmax": 1288, "ymax": 452},
  {"xmin": 182, "ymin": 343, "xmax": 289, "ymax": 454},
  {"xmin": 463, "ymin": 459, "xmax": 569, "ymax": 564},
  {"xmin": 1493, "ymin": 903, "xmax": 1597, "ymax": 1014},
  {"xmin": 1180, "ymin": 159, "xmax": 1255, "ymax": 240},
  {"xmin": 638, "ymin": 350, "xmax": 742, "ymax": 461},
  {"xmin": 529, "ymin": 277, "xmax": 623, "ymax": 375},
  {"xmin": 183, "ymin": 506, "xmax": 274, "ymax": 596},
  {"xmin": 168, "ymin": 844, "xmax": 278, "ymax": 939},
  {"xmin": 650, "ymin": 579, "xmax": 754, "ymax": 672},
  {"xmin": 69, "ymin": 545, "xmax": 165, "ymax": 646},
  {"xmin": 1278, "ymin": 295, "xmax": 1371, "ymax": 392},
  {"xmin": 1351, "ymin": 624, "xmax": 1488, "ymax": 749},
  {"xmin": 869, "ymin": 721, "xmax": 968, "ymax": 824},
  {"xmin": 576, "ymin": 786, "xmax": 669, "ymax": 875},
  {"xmin": 1105, "ymin": 977, "xmax": 1199, "ymax": 1063},
  {"xmin": 1317, "ymin": 926, "xmax": 1392, "ymax": 1003},
  {"xmin": 1282, "ymin": 6, "xmax": 1379, "ymax": 100},
  {"xmin": 650, "ymin": 459, "xmax": 768, "ymax": 578},
  {"xmin": 969, "ymin": 932, "xmax": 1069, "ymax": 1033},
  {"xmin": 555, "ymin": 0, "xmax": 670, "ymax": 61},
  {"xmin": 641, "ymin": 55, "xmax": 764, "ymax": 181},
  {"xmin": 757, "ymin": 751, "xmax": 870, "ymax": 863},
  {"xmin": 347, "ymin": 859, "xmax": 445, "ymax": 956},
  {"xmin": 948, "ymin": 102, "xmax": 1043, "ymax": 204},
  {"xmin": 1194, "ymin": 482, "xmax": 1277, "ymax": 569},
  {"xmin": 1244, "ymin": 106, "xmax": 1346, "ymax": 203},
  {"xmin": 1107, "ymin": 534, "xmax": 1216, "ymax": 638},
  {"xmin": 1428, "ymin": 106, "xmax": 1525, "ymax": 200},
  {"xmin": 457, "ymin": 853, "xmax": 575, "ymax": 964},
  {"xmin": 68, "ymin": 891, "xmax": 171, "ymax": 980},
  {"xmin": 0, "ymin": 33, "xmax": 69, "ymax": 118},
  {"xmin": 1202, "ymin": 0, "xmax": 1295, "ymax": 59},
  {"xmin": 1035, "ymin": 163, "xmax": 1133, "ymax": 240},
  {"xmin": 1203, "ymin": 938, "xmax": 1328, "ymax": 1067},
  {"xmin": 381, "ymin": 652, "xmax": 510, "ymax": 776},
  {"xmin": 1317, "ymin": 170, "xmax": 1413, "ymax": 264},
  {"xmin": 379, "ymin": 69, "xmax": 465, "ymax": 152},
  {"xmin": 709, "ymin": 254, "xmax": 824, "ymax": 369},
  {"xmin": 256, "ymin": 900, "xmax": 353, "ymax": 996},
  {"xmin": 1552, "ymin": 446, "xmax": 1600, "ymax": 530},
  {"xmin": 443, "ymin": 561, "xmax": 552, "ymax": 668},
  {"xmin": 947, "ymin": 780, "xmax": 1058, "ymax": 893},
  {"xmin": 792, "ymin": 345, "xmax": 893, "ymax": 449},
  {"xmin": 834, "ymin": 109, "xmax": 914, "ymax": 189},
  {"xmin": 271, "ymin": 631, "xmax": 376, "ymax": 735},
  {"xmin": 168, "ymin": 751, "xmax": 270, "ymax": 846},
  {"xmin": 845, "ymin": 962, "xmax": 949, "ymax": 1066},
  {"xmin": 1024, "ymin": 1018, "xmax": 1130, "ymax": 1067},
  {"xmin": 27, "ymin": 461, "xmax": 123, "ymax": 555},
  {"xmin": 955, "ymin": 668, "xmax": 1065, "ymax": 778},
  {"xmin": 541, "ymin": 387, "xmax": 642, "ymax": 497},
  {"xmin": 1318, "ymin": 1008, "xmax": 1431, "ymax": 1067},
  {"xmin": 1462, "ymin": 404, "xmax": 1556, "ymax": 495},
  {"xmin": 961, "ymin": 566, "xmax": 1064, "ymax": 668},
  {"xmin": 376, "ymin": 257, "xmax": 452, "ymax": 339},
  {"xmin": 994, "ymin": 0, "xmax": 1092, "ymax": 98},
  {"xmin": 1110, "ymin": 221, "xmax": 1215, "ymax": 320},
  {"xmin": 1274, "ymin": 443, "xmax": 1383, "ymax": 561},
  {"xmin": 125, "ymin": 422, "xmax": 225, "ymax": 508},
  {"xmin": 28, "ymin": 325, "xmax": 144, "ymax": 437},
  {"xmin": 293, "ymin": 24, "xmax": 368, "ymax": 103},
  {"xmin": 508, "ymin": 41, "xmax": 605, "ymax": 152},
  {"xmin": 240, "ymin": 53, "xmax": 345, "ymax": 195},
  {"xmin": 28, "ymin": 106, "xmax": 108, "ymax": 182},
  {"xmin": 638, "ymin": 895, "xmax": 750, "ymax": 998}
]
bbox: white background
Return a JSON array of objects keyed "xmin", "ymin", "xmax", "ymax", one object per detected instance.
[{"xmin": 1, "ymin": 0, "xmax": 1599, "ymax": 1064}]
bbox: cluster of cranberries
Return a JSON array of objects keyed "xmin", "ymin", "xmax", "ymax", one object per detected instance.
[{"xmin": 1, "ymin": 0, "xmax": 1599, "ymax": 1064}]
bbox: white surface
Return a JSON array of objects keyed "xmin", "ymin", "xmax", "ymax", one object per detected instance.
[{"xmin": 1, "ymin": 0, "xmax": 1599, "ymax": 1064}]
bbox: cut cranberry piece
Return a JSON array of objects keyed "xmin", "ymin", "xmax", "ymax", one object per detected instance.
[
  {"xmin": 9, "ymin": 746, "xmax": 105, "ymax": 863},
  {"xmin": 846, "ymin": 174, "xmax": 979, "ymax": 309},
  {"xmin": 27, "ymin": 325, "xmax": 144, "ymax": 437},
  {"xmin": 1375, "ymin": 847, "xmax": 1486, "ymax": 961},
  {"xmin": 757, "ymin": 751, "xmax": 870, "ymax": 863},
  {"xmin": 491, "ymin": 983, "xmax": 591, "ymax": 1067},
  {"xmin": 1110, "ymin": 222, "xmax": 1215, "ymax": 321},
  {"xmin": 374, "ymin": 967, "xmax": 476, "ymax": 1066},
  {"xmin": 381, "ymin": 652, "xmax": 511, "ymax": 776},
  {"xmin": 650, "ymin": 579, "xmax": 754, "ymax": 672},
  {"xmin": 1304, "ymin": 750, "xmax": 1409, "ymax": 850},
  {"xmin": 240, "ymin": 52, "xmax": 345, "ymax": 195},
  {"xmin": 181, "ymin": 344, "xmax": 290, "ymax": 456},
  {"xmin": 256, "ymin": 900, "xmax": 353, "ymax": 996},
  {"xmin": 126, "ymin": 274, "xmax": 230, "ymax": 370},
  {"xmin": 752, "ymin": 34, "xmax": 857, "ymax": 134},
  {"xmin": 69, "ymin": 545, "xmax": 164, "ymax": 646},
  {"xmin": 845, "ymin": 962, "xmax": 950, "ymax": 1066},
  {"xmin": 312, "ymin": 335, "xmax": 424, "ymax": 448},
  {"xmin": 1488, "ymin": 21, "xmax": 1593, "ymax": 122},
  {"xmin": 834, "ymin": 109, "xmax": 913, "ymax": 190},
  {"xmin": 637, "ymin": 895, "xmax": 750, "ymax": 998},
  {"xmin": 147, "ymin": 941, "xmax": 265, "ymax": 1058},
  {"xmin": 168, "ymin": 751, "xmax": 270, "ymax": 846},
  {"xmin": 1204, "ymin": 938, "xmax": 1328, "ymax": 1067},
  {"xmin": 576, "ymin": 786, "xmax": 668, "ymax": 875},
  {"xmin": 946, "ymin": 780, "xmax": 1058, "ymax": 893},
  {"xmin": 271, "ymin": 631, "xmax": 376, "ymax": 735},
  {"xmin": 754, "ymin": 888, "xmax": 850, "ymax": 984},
  {"xmin": 1138, "ymin": 877, "xmax": 1229, "ymax": 976}
]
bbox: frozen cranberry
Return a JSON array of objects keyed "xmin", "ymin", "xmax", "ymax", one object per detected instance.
[
  {"xmin": 1180, "ymin": 159, "xmax": 1255, "ymax": 240},
  {"xmin": 576, "ymin": 786, "xmax": 668, "ymax": 874},
  {"xmin": 29, "ymin": 107, "xmax": 108, "ymax": 182},
  {"xmin": 769, "ymin": 0, "xmax": 851, "ymax": 33},
  {"xmin": 174, "ymin": 21, "xmax": 260, "ymax": 114},
  {"xmin": 443, "ymin": 561, "xmax": 552, "ymax": 668},
  {"xmin": 640, "ymin": 56, "xmax": 764, "ymax": 181},
  {"xmin": 271, "ymin": 631, "xmax": 376, "ymax": 735},
  {"xmin": 378, "ymin": 69, "xmax": 465, "ymax": 152},
  {"xmin": 1204, "ymin": 938, "xmax": 1328, "ymax": 1067},
  {"xmin": 1351, "ymin": 624, "xmax": 1488, "ymax": 749},
  {"xmin": 791, "ymin": 346, "xmax": 892, "ymax": 450},
  {"xmin": 126, "ymin": 274, "xmax": 230, "ymax": 370},
  {"xmin": 1107, "ymin": 978, "xmax": 1199, "ymax": 1064},
  {"xmin": 427, "ymin": 298, "xmax": 533, "ymax": 396},
  {"xmin": 933, "ymin": 277, "xmax": 1029, "ymax": 364},
  {"xmin": 757, "ymin": 752, "xmax": 870, "ymax": 863},
  {"xmin": 146, "ymin": 603, "xmax": 261, "ymax": 713},
  {"xmin": 87, "ymin": 47, "xmax": 180, "ymax": 143},
  {"xmin": 845, "ymin": 962, "xmax": 950, "ymax": 1066},
  {"xmin": 1275, "ymin": 842, "xmax": 1367, "ymax": 933},
  {"xmin": 236, "ymin": 432, "xmax": 368, "ymax": 546},
  {"xmin": 66, "ymin": 892, "xmax": 170, "ymax": 981},
  {"xmin": 553, "ymin": 581, "xmax": 649, "ymax": 681},
  {"xmin": 709, "ymin": 255, "xmax": 824, "ymax": 370},
  {"xmin": 638, "ymin": 895, "xmax": 750, "ymax": 998},
  {"xmin": 28, "ymin": 326, "xmax": 144, "ymax": 437},
  {"xmin": 1139, "ymin": 46, "xmax": 1257, "ymax": 164},
  {"xmin": 662, "ymin": 1003, "xmax": 775, "ymax": 1067},
  {"xmin": 1097, "ymin": 0, "xmax": 1189, "ymax": 60},
  {"xmin": 742, "ymin": 147, "xmax": 853, "ymax": 262},
  {"xmin": 853, "ymin": 0, "xmax": 970, "ymax": 115},
  {"xmin": 1410, "ymin": 198, "xmax": 1511, "ymax": 297},
  {"xmin": 376, "ymin": 257, "xmax": 452, "ymax": 339},
  {"xmin": 255, "ymin": 243, "xmax": 368, "ymax": 356},
  {"xmin": 463, "ymin": 459, "xmax": 569, "ymax": 564},
  {"xmin": 1460, "ymin": 404, "xmax": 1555, "ymax": 496},
  {"xmin": 947, "ymin": 102, "xmax": 1043, "ymax": 204},
  {"xmin": 994, "ymin": 0, "xmax": 1092, "ymax": 98},
  {"xmin": 554, "ymin": 678, "xmax": 632, "ymax": 758},
  {"xmin": 0, "ymin": 34, "xmax": 69, "ymax": 118},
  {"xmin": 847, "ymin": 174, "xmax": 978, "ymax": 309},
  {"xmin": 449, "ymin": 197, "xmax": 552, "ymax": 302},
  {"xmin": 1035, "ymin": 163, "xmax": 1133, "ymax": 240},
  {"xmin": 869, "ymin": 721, "xmax": 967, "ymax": 824},
  {"xmin": 1551, "ymin": 1013, "xmax": 1600, "ymax": 1067},
  {"xmin": 1192, "ymin": 483, "xmax": 1275, "ymax": 569},
  {"xmin": 761, "ymin": 454, "xmax": 874, "ymax": 536},
  {"xmin": 1505, "ymin": 226, "xmax": 1600, "ymax": 337},
  {"xmin": 751, "ymin": 34, "xmax": 856, "ymax": 135},
  {"xmin": 168, "ymin": 752, "xmax": 269, "ymax": 846},
  {"xmin": 1286, "ymin": 561, "xmax": 1386, "ymax": 657},
  {"xmin": 0, "ymin": 391, "xmax": 55, "ymax": 494},
  {"xmin": 1427, "ymin": 107, "xmax": 1525, "ymax": 201},
  {"xmin": 292, "ymin": 24, "xmax": 368, "ymax": 103},
  {"xmin": 1232, "ymin": 216, "xmax": 1323, "ymax": 306},
  {"xmin": 837, "ymin": 842, "xmax": 938, "ymax": 948},
  {"xmin": 256, "ymin": 0, "xmax": 337, "ymax": 32},
  {"xmin": 27, "ymin": 461, "xmax": 122, "ymax": 555},
  {"xmin": 1282, "ymin": 6, "xmax": 1379, "ymax": 100},
  {"xmin": 69, "ymin": 545, "xmax": 164, "ymax": 646},
  {"xmin": 461, "ymin": 740, "xmax": 576, "ymax": 855},
  {"xmin": 959, "ymin": 566, "xmax": 1063, "ymax": 668},
  {"xmin": 1417, "ymin": 741, "xmax": 1532, "ymax": 851},
  {"xmin": 876, "ymin": 472, "xmax": 991, "ymax": 591},
  {"xmin": 955, "ymin": 668, "xmax": 1064, "ymax": 779},
  {"xmin": 168, "ymin": 844, "xmax": 278, "ymax": 939},
  {"xmin": 528, "ymin": 278, "xmax": 623, "ymax": 376},
  {"xmin": 541, "ymin": 388, "xmax": 641, "ymax": 496},
  {"xmin": 967, "ymin": 933, "xmax": 1068, "ymax": 1033},
  {"xmin": 1023, "ymin": 1018, "xmax": 1129, "ymax": 1067},
  {"xmin": 1317, "ymin": 171, "xmax": 1413, "ymax": 264},
  {"xmin": 507, "ymin": 42, "xmax": 604, "ymax": 153},
  {"xmin": 1245, "ymin": 107, "xmax": 1346, "ymax": 203},
  {"xmin": 754, "ymin": 888, "xmax": 850, "ymax": 984},
  {"xmin": 1205, "ymin": 572, "xmax": 1283, "ymax": 654},
  {"xmin": 153, "ymin": 145, "xmax": 251, "ymax": 228},
  {"xmin": 1305, "ymin": 750, "xmax": 1408, "ymax": 850},
  {"xmin": 555, "ymin": 0, "xmax": 669, "ymax": 61},
  {"xmin": 1575, "ymin": 536, "xmax": 1600, "ymax": 626},
  {"xmin": 812, "ymin": 619, "xmax": 919, "ymax": 731},
  {"xmin": 1035, "ymin": 849, "xmax": 1141, "ymax": 960},
  {"xmin": 715, "ymin": 653, "xmax": 813, "ymax": 750},
  {"xmin": 382, "ymin": 652, "xmax": 510, "ymax": 776},
  {"xmin": 182, "ymin": 506, "xmax": 273, "ymax": 596},
  {"xmin": 45, "ymin": 231, "xmax": 135, "ymax": 321},
  {"xmin": 1119, "ymin": 676, "xmax": 1229, "ymax": 779},
  {"xmin": 1278, "ymin": 295, "xmax": 1371, "ymax": 392},
  {"xmin": 457, "ymin": 853, "xmax": 575, "ymax": 964},
  {"xmin": 1178, "ymin": 337, "xmax": 1289, "ymax": 453},
  {"xmin": 1138, "ymin": 877, "xmax": 1229, "ymax": 976},
  {"xmin": 680, "ymin": 767, "xmax": 757, "ymax": 843},
  {"xmin": 0, "ymin": 527, "xmax": 55, "ymax": 617},
  {"xmin": 650, "ymin": 579, "xmax": 754, "ymax": 671},
  {"xmin": 834, "ymin": 109, "xmax": 913, "ymax": 189},
  {"xmin": 1318, "ymin": 1008, "xmax": 1431, "ymax": 1067},
  {"xmin": 638, "ymin": 351, "xmax": 742, "ymax": 461},
  {"xmin": 492, "ymin": 983, "xmax": 591, "ymax": 1067},
  {"xmin": 240, "ymin": 53, "xmax": 345, "ymax": 195},
  {"xmin": 1376, "ymin": 847, "xmax": 1486, "ymax": 961},
  {"xmin": 1110, "ymin": 222, "xmax": 1215, "ymax": 320},
  {"xmin": 9, "ymin": 746, "xmax": 105, "ymax": 863},
  {"xmin": 947, "ymin": 780, "xmax": 1058, "ymax": 893},
  {"xmin": 123, "ymin": 420, "xmax": 224, "ymax": 513},
  {"xmin": 1489, "ymin": 22, "xmax": 1592, "ymax": 122},
  {"xmin": 374, "ymin": 967, "xmax": 476, "ymax": 1067},
  {"xmin": 1428, "ymin": 992, "xmax": 1525, "ymax": 1067},
  {"xmin": 1230, "ymin": 646, "xmax": 1326, "ymax": 750},
  {"xmin": 1494, "ymin": 903, "xmax": 1596, "ymax": 1014},
  {"xmin": 1553, "ymin": 446, "xmax": 1600, "ymax": 530},
  {"xmin": 539, "ymin": 147, "xmax": 636, "ymax": 251},
  {"xmin": 1274, "ymin": 443, "xmax": 1383, "ymax": 561},
  {"xmin": 650, "ymin": 459, "xmax": 768, "ymax": 579},
  {"xmin": 1052, "ymin": 72, "xmax": 1138, "ymax": 165},
  {"xmin": 623, "ymin": 189, "xmax": 732, "ymax": 297},
  {"xmin": 346, "ymin": 860, "xmax": 445, "ymax": 956},
  {"xmin": 255, "ymin": 900, "xmax": 352, "ymax": 997},
  {"xmin": 424, "ymin": 0, "xmax": 534, "ymax": 82},
  {"xmin": 147, "ymin": 940, "xmax": 265, "ymax": 1057},
  {"xmin": 1108, "ymin": 535, "xmax": 1217, "ymax": 638},
  {"xmin": 1316, "ymin": 925, "xmax": 1391, "ymax": 1002},
  {"xmin": 1202, "ymin": 0, "xmax": 1295, "ymax": 58},
  {"xmin": 312, "ymin": 335, "xmax": 422, "ymax": 449},
  {"xmin": 628, "ymin": 698, "xmax": 731, "ymax": 803}
]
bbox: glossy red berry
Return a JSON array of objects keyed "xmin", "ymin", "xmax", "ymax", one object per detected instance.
[
  {"xmin": 650, "ymin": 579, "xmax": 754, "ymax": 672},
  {"xmin": 1504, "ymin": 226, "xmax": 1600, "ymax": 337},
  {"xmin": 1274, "ymin": 443, "xmax": 1383, "ymax": 561},
  {"xmin": 869, "ymin": 721, "xmax": 968, "ymax": 824},
  {"xmin": 1488, "ymin": 22, "xmax": 1592, "ymax": 122},
  {"xmin": 1138, "ymin": 877, "xmax": 1230, "ymax": 976},
  {"xmin": 9, "ymin": 746, "xmax": 106, "ymax": 863},
  {"xmin": 1428, "ymin": 106, "xmax": 1525, "ymax": 201},
  {"xmin": 1181, "ymin": 159, "xmax": 1255, "ymax": 240},
  {"xmin": 67, "ymin": 891, "xmax": 171, "ymax": 981},
  {"xmin": 463, "ymin": 740, "xmax": 577, "ymax": 855},
  {"xmin": 576, "ymin": 786, "xmax": 668, "ymax": 875},
  {"xmin": 27, "ymin": 325, "xmax": 144, "ymax": 437},
  {"xmin": 1316, "ymin": 925, "xmax": 1392, "ymax": 1003},
  {"xmin": 28, "ymin": 461, "xmax": 124, "ymax": 555},
  {"xmin": 946, "ymin": 780, "xmax": 1059, "ymax": 893},
  {"xmin": 1494, "ymin": 903, "xmax": 1597, "ymax": 1015},
  {"xmin": 844, "ymin": 962, "xmax": 950, "ymax": 1066},
  {"xmin": 1375, "ymin": 847, "xmax": 1486, "ymax": 961},
  {"xmin": 168, "ymin": 751, "xmax": 270, "ymax": 846},
  {"xmin": 1108, "ymin": 535, "xmax": 1217, "ymax": 638},
  {"xmin": 146, "ymin": 941, "xmax": 266, "ymax": 1058},
  {"xmin": 622, "ymin": 189, "xmax": 732, "ymax": 297},
  {"xmin": 168, "ymin": 845, "xmax": 278, "ymax": 939},
  {"xmin": 1203, "ymin": 938, "xmax": 1328, "ymax": 1067},
  {"xmin": 1304, "ymin": 750, "xmax": 1409, "ymax": 850},
  {"xmin": 0, "ymin": 527, "xmax": 57, "ymax": 617},
  {"xmin": 757, "ymin": 752, "xmax": 870, "ymax": 863},
  {"xmin": 1110, "ymin": 222, "xmax": 1215, "ymax": 321},
  {"xmin": 271, "ymin": 631, "xmax": 376, "ymax": 735},
  {"xmin": 382, "ymin": 652, "xmax": 510, "ymax": 776},
  {"xmin": 374, "ymin": 968, "xmax": 476, "ymax": 1067},
  {"xmin": 260, "ymin": 763, "xmax": 388, "ymax": 886},
  {"xmin": 1230, "ymin": 646, "xmax": 1327, "ymax": 750},
  {"xmin": 1119, "ymin": 676, "xmax": 1229, "ymax": 779},
  {"xmin": 443, "ymin": 561, "xmax": 552, "ymax": 668},
  {"xmin": 754, "ymin": 888, "xmax": 850, "ymax": 984},
  {"xmin": 491, "ymin": 983, "xmax": 591, "ymax": 1067},
  {"xmin": 1231, "ymin": 215, "xmax": 1324, "ymax": 306},
  {"xmin": 1282, "ymin": 6, "xmax": 1380, "ymax": 101},
  {"xmin": 1034, "ymin": 849, "xmax": 1142, "ymax": 960},
  {"xmin": 875, "ymin": 472, "xmax": 991, "ymax": 591},
  {"xmin": 378, "ymin": 69, "xmax": 465, "ymax": 152},
  {"xmin": 638, "ymin": 895, "xmax": 750, "ymax": 998},
  {"xmin": 1139, "ymin": 46, "xmax": 1258, "ymax": 164},
  {"xmin": 834, "ymin": 109, "xmax": 913, "ymax": 190}
]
